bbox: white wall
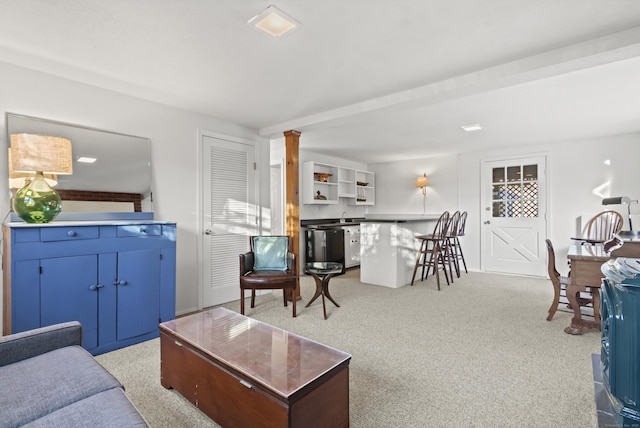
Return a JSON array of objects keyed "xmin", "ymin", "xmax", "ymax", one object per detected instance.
[
  {"xmin": 369, "ymin": 133, "xmax": 640, "ymax": 275},
  {"xmin": 367, "ymin": 154, "xmax": 460, "ymax": 216},
  {"xmin": 0, "ymin": 61, "xmax": 270, "ymax": 326}
]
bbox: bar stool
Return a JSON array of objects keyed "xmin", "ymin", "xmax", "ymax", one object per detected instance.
[
  {"xmin": 454, "ymin": 211, "xmax": 468, "ymax": 274},
  {"xmin": 411, "ymin": 211, "xmax": 451, "ymax": 289},
  {"xmin": 444, "ymin": 211, "xmax": 461, "ymax": 278}
]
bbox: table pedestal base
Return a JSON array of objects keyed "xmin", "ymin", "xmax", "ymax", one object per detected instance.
[{"xmin": 306, "ymin": 273, "xmax": 340, "ymax": 320}]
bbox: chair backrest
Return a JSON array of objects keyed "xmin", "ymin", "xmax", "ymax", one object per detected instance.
[
  {"xmin": 431, "ymin": 211, "xmax": 450, "ymax": 239},
  {"xmin": 545, "ymin": 239, "xmax": 560, "ymax": 280},
  {"xmin": 585, "ymin": 210, "xmax": 623, "ymax": 241},
  {"xmin": 457, "ymin": 211, "xmax": 468, "ymax": 236},
  {"xmin": 249, "ymin": 236, "xmax": 291, "ymax": 271},
  {"xmin": 447, "ymin": 211, "xmax": 461, "ymax": 238}
]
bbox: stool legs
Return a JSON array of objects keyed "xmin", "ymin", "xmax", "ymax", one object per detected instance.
[{"xmin": 411, "ymin": 238, "xmax": 450, "ymax": 289}]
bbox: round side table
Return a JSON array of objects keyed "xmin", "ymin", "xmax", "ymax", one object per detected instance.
[{"xmin": 304, "ymin": 262, "xmax": 343, "ymax": 319}]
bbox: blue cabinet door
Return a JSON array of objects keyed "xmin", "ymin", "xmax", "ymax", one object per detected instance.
[
  {"xmin": 116, "ymin": 248, "xmax": 161, "ymax": 341},
  {"xmin": 40, "ymin": 255, "xmax": 100, "ymax": 349}
]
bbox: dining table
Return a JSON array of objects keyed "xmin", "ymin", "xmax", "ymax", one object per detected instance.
[{"xmin": 564, "ymin": 240, "xmax": 640, "ymax": 335}]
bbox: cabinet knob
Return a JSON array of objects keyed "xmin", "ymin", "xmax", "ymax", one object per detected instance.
[
  {"xmin": 67, "ymin": 231, "xmax": 77, "ymax": 237},
  {"xmin": 114, "ymin": 280, "xmax": 128, "ymax": 286},
  {"xmin": 89, "ymin": 284, "xmax": 104, "ymax": 291},
  {"xmin": 139, "ymin": 227, "xmax": 146, "ymax": 233}
]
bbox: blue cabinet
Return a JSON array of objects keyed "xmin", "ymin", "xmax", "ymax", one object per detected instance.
[{"xmin": 2, "ymin": 221, "xmax": 176, "ymax": 355}]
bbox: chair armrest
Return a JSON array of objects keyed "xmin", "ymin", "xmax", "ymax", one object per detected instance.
[
  {"xmin": 0, "ymin": 321, "xmax": 82, "ymax": 367},
  {"xmin": 287, "ymin": 252, "xmax": 297, "ymax": 275},
  {"xmin": 240, "ymin": 252, "xmax": 255, "ymax": 276}
]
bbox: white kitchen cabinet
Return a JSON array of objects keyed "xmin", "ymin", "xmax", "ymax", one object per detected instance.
[
  {"xmin": 338, "ymin": 167, "xmax": 356, "ymax": 198},
  {"xmin": 350, "ymin": 170, "xmax": 375, "ymax": 206},
  {"xmin": 303, "ymin": 161, "xmax": 339, "ymax": 204}
]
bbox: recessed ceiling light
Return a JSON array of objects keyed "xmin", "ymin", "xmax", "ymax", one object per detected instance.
[
  {"xmin": 77, "ymin": 156, "xmax": 97, "ymax": 164},
  {"xmin": 461, "ymin": 124, "xmax": 483, "ymax": 132},
  {"xmin": 248, "ymin": 5, "xmax": 300, "ymax": 37}
]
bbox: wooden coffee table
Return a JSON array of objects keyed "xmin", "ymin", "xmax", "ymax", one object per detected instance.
[{"xmin": 159, "ymin": 307, "xmax": 351, "ymax": 428}]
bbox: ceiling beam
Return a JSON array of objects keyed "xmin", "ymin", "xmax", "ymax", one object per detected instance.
[{"xmin": 260, "ymin": 26, "xmax": 640, "ymax": 138}]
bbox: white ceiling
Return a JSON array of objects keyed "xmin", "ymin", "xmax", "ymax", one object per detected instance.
[{"xmin": 1, "ymin": 1, "xmax": 640, "ymax": 163}]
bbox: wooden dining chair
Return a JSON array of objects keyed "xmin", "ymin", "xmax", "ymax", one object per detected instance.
[
  {"xmin": 545, "ymin": 239, "xmax": 571, "ymax": 321},
  {"xmin": 545, "ymin": 239, "xmax": 594, "ymax": 321},
  {"xmin": 578, "ymin": 210, "xmax": 624, "ymax": 244},
  {"xmin": 411, "ymin": 211, "xmax": 451, "ymax": 289}
]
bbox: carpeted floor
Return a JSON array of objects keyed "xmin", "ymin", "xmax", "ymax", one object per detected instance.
[{"xmin": 96, "ymin": 269, "xmax": 600, "ymax": 427}]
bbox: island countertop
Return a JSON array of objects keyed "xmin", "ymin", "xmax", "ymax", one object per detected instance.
[
  {"xmin": 361, "ymin": 214, "xmax": 441, "ymax": 223},
  {"xmin": 359, "ymin": 215, "xmax": 439, "ymax": 288}
]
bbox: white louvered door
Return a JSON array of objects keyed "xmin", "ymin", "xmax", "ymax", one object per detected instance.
[{"xmin": 202, "ymin": 134, "xmax": 256, "ymax": 308}]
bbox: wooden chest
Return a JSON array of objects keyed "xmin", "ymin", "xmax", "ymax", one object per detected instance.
[{"xmin": 160, "ymin": 308, "xmax": 350, "ymax": 427}]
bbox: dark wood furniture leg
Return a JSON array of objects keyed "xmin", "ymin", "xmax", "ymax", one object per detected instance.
[
  {"xmin": 306, "ymin": 272, "xmax": 340, "ymax": 320},
  {"xmin": 564, "ymin": 283, "xmax": 600, "ymax": 335}
]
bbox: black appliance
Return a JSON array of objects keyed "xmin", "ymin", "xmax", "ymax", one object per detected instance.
[{"xmin": 305, "ymin": 227, "xmax": 345, "ymax": 274}]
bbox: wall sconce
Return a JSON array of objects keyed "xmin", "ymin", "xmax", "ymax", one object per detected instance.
[
  {"xmin": 10, "ymin": 133, "xmax": 73, "ymax": 223},
  {"xmin": 602, "ymin": 196, "xmax": 639, "ymax": 236},
  {"xmin": 416, "ymin": 173, "xmax": 429, "ymax": 214}
]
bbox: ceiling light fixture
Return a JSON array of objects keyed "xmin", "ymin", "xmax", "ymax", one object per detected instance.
[
  {"xmin": 461, "ymin": 124, "xmax": 483, "ymax": 132},
  {"xmin": 248, "ymin": 5, "xmax": 300, "ymax": 37},
  {"xmin": 77, "ymin": 156, "xmax": 97, "ymax": 164}
]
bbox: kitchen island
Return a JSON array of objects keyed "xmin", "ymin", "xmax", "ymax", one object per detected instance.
[{"xmin": 359, "ymin": 215, "xmax": 440, "ymax": 288}]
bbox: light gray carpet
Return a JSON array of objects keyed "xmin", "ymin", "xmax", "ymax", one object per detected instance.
[{"xmin": 96, "ymin": 270, "xmax": 600, "ymax": 427}]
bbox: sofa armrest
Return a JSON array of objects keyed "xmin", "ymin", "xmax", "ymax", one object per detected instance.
[{"xmin": 0, "ymin": 321, "xmax": 82, "ymax": 367}]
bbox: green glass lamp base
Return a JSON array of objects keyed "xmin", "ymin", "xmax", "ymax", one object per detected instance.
[{"xmin": 12, "ymin": 172, "xmax": 62, "ymax": 223}]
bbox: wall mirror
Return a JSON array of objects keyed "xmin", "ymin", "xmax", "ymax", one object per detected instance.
[{"xmin": 6, "ymin": 113, "xmax": 153, "ymax": 213}]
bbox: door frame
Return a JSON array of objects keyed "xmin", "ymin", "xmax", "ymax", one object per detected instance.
[
  {"xmin": 196, "ymin": 129, "xmax": 260, "ymax": 311},
  {"xmin": 480, "ymin": 152, "xmax": 550, "ymax": 276}
]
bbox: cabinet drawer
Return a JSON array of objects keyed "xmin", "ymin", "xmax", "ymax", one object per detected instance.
[
  {"xmin": 117, "ymin": 224, "xmax": 161, "ymax": 237},
  {"xmin": 40, "ymin": 226, "xmax": 100, "ymax": 242}
]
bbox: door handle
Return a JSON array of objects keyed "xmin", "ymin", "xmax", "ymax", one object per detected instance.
[
  {"xmin": 204, "ymin": 229, "xmax": 213, "ymax": 235},
  {"xmin": 484, "ymin": 220, "xmax": 491, "ymax": 225}
]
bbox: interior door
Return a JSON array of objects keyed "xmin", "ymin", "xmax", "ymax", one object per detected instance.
[
  {"xmin": 482, "ymin": 156, "xmax": 547, "ymax": 276},
  {"xmin": 201, "ymin": 134, "xmax": 256, "ymax": 308}
]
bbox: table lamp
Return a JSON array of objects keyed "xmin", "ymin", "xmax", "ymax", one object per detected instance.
[{"xmin": 10, "ymin": 133, "xmax": 73, "ymax": 223}]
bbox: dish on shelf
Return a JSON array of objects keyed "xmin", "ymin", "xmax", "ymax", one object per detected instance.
[
  {"xmin": 314, "ymin": 173, "xmax": 332, "ymax": 182},
  {"xmin": 356, "ymin": 181, "xmax": 368, "ymax": 186}
]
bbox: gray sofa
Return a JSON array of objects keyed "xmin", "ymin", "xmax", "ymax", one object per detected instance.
[{"xmin": 0, "ymin": 321, "xmax": 148, "ymax": 428}]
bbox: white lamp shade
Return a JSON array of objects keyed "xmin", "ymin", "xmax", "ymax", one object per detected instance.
[{"xmin": 10, "ymin": 133, "xmax": 73, "ymax": 174}]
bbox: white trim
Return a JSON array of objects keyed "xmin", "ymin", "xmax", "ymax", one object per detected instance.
[{"xmin": 196, "ymin": 128, "xmax": 259, "ymax": 311}]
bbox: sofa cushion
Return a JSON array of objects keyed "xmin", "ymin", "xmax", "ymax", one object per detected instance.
[
  {"xmin": 0, "ymin": 345, "xmax": 122, "ymax": 427},
  {"xmin": 21, "ymin": 388, "xmax": 148, "ymax": 428}
]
